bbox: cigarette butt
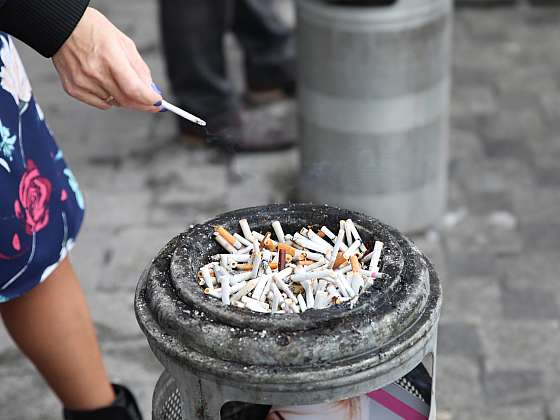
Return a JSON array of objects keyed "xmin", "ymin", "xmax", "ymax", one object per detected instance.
[
  {"xmin": 350, "ymin": 255, "xmax": 360, "ymax": 273},
  {"xmin": 318, "ymin": 231, "xmax": 326, "ymax": 238},
  {"xmin": 272, "ymin": 220, "xmax": 286, "ymax": 243},
  {"xmin": 263, "ymin": 238, "xmax": 277, "ymax": 252},
  {"xmin": 213, "ymin": 232, "xmax": 237, "ymax": 253},
  {"xmin": 277, "ymin": 243, "xmax": 297, "ymax": 257},
  {"xmin": 298, "ymin": 259, "xmax": 314, "ymax": 266},
  {"xmin": 278, "ymin": 247, "xmax": 286, "ymax": 271},
  {"xmin": 215, "ymin": 226, "xmax": 242, "ymax": 249},
  {"xmin": 236, "ymin": 263, "xmax": 253, "ymax": 271},
  {"xmin": 239, "ymin": 219, "xmax": 254, "ymax": 241},
  {"xmin": 333, "ymin": 252, "xmax": 347, "ymax": 269},
  {"xmin": 269, "ymin": 262, "xmax": 279, "ymax": 270}
]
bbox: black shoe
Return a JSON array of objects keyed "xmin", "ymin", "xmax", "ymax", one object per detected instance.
[{"xmin": 63, "ymin": 384, "xmax": 142, "ymax": 420}]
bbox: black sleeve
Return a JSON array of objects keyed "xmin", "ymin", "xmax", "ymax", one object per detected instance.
[{"xmin": 0, "ymin": 0, "xmax": 90, "ymax": 58}]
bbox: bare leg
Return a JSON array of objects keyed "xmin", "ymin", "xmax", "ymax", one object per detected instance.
[{"xmin": 0, "ymin": 257, "xmax": 115, "ymax": 410}]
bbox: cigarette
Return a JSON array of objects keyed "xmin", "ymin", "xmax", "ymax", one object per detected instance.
[
  {"xmin": 278, "ymin": 247, "xmax": 286, "ymax": 271},
  {"xmin": 213, "ymin": 232, "xmax": 237, "ymax": 253},
  {"xmin": 230, "ymin": 271, "xmax": 254, "ymax": 284},
  {"xmin": 344, "ymin": 220, "xmax": 353, "ymax": 248},
  {"xmin": 275, "ymin": 277, "xmax": 297, "ymax": 302},
  {"xmin": 329, "ymin": 221, "xmax": 346, "ymax": 268},
  {"xmin": 361, "ymin": 269, "xmax": 388, "ymax": 280},
  {"xmin": 212, "ymin": 254, "xmax": 252, "ymax": 263},
  {"xmin": 343, "ymin": 240, "xmax": 362, "ymax": 259},
  {"xmin": 293, "ymin": 233, "xmax": 329, "ymax": 254},
  {"xmin": 251, "ymin": 251, "xmax": 262, "ymax": 278},
  {"xmin": 215, "ymin": 226, "xmax": 242, "ymax": 249},
  {"xmin": 320, "ymin": 226, "xmax": 348, "ymax": 252},
  {"xmin": 303, "ymin": 279, "xmax": 315, "ymax": 308},
  {"xmin": 239, "ymin": 219, "xmax": 254, "ymax": 241},
  {"xmin": 231, "ymin": 278, "xmax": 259, "ymax": 301},
  {"xmin": 272, "ymin": 221, "xmax": 286, "ymax": 243},
  {"xmin": 368, "ymin": 241, "xmax": 384, "ymax": 272},
  {"xmin": 201, "ymin": 266, "xmax": 214, "ymax": 291},
  {"xmin": 350, "ymin": 255, "xmax": 360, "ymax": 273},
  {"xmin": 234, "ymin": 233, "xmax": 253, "ymax": 248},
  {"xmin": 307, "ymin": 230, "xmax": 334, "ymax": 251},
  {"xmin": 297, "ymin": 293, "xmax": 308, "ymax": 312},
  {"xmin": 205, "ymin": 288, "xmax": 223, "ymax": 299},
  {"xmin": 314, "ymin": 291, "xmax": 331, "ymax": 309},
  {"xmin": 231, "ymin": 300, "xmax": 246, "ymax": 309},
  {"xmin": 351, "ymin": 273, "xmax": 364, "ymax": 294},
  {"xmin": 291, "ymin": 270, "xmax": 335, "ymax": 283},
  {"xmin": 161, "ymin": 100, "xmax": 206, "ymax": 126},
  {"xmin": 273, "ymin": 267, "xmax": 294, "ymax": 283},
  {"xmin": 215, "ymin": 268, "xmax": 231, "ymax": 305},
  {"xmin": 259, "ymin": 277, "xmax": 273, "ymax": 302},
  {"xmin": 251, "ymin": 231, "xmax": 265, "ymax": 241},
  {"xmin": 332, "ymin": 252, "xmax": 348, "ymax": 269},
  {"xmin": 220, "ymin": 254, "xmax": 229, "ymax": 268},
  {"xmin": 229, "ymin": 280, "xmax": 248, "ymax": 295},
  {"xmin": 252, "ymin": 275, "xmax": 271, "ymax": 301},
  {"xmin": 238, "ymin": 245, "xmax": 253, "ymax": 254},
  {"xmin": 277, "ymin": 243, "xmax": 297, "ymax": 257},
  {"xmin": 304, "ymin": 251, "xmax": 325, "ymax": 262},
  {"xmin": 241, "ymin": 296, "xmax": 270, "ymax": 313},
  {"xmin": 337, "ymin": 272, "xmax": 356, "ymax": 298}
]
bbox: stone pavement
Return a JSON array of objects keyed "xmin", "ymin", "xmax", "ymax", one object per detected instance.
[{"xmin": 2, "ymin": 2, "xmax": 560, "ymax": 419}]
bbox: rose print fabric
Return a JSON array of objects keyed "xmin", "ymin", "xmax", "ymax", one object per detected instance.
[{"xmin": 0, "ymin": 33, "xmax": 84, "ymax": 302}]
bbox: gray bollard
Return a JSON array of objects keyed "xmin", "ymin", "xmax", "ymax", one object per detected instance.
[
  {"xmin": 135, "ymin": 204, "xmax": 442, "ymax": 419},
  {"xmin": 297, "ymin": 0, "xmax": 453, "ymax": 233}
]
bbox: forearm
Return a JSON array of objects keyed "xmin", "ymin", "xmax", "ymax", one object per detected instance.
[{"xmin": 0, "ymin": 0, "xmax": 90, "ymax": 57}]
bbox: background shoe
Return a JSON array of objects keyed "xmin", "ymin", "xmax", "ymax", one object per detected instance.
[{"xmin": 63, "ymin": 384, "xmax": 142, "ymax": 420}]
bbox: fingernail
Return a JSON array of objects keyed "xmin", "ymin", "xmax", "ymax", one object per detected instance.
[
  {"xmin": 153, "ymin": 100, "xmax": 162, "ymax": 107},
  {"xmin": 159, "ymin": 107, "xmax": 168, "ymax": 113},
  {"xmin": 151, "ymin": 82, "xmax": 162, "ymax": 94}
]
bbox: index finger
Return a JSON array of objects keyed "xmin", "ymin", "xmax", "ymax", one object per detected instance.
[{"xmin": 106, "ymin": 46, "xmax": 161, "ymax": 111}]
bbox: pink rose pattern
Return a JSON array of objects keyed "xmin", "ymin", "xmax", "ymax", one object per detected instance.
[
  {"xmin": 14, "ymin": 159, "xmax": 52, "ymax": 234},
  {"xmin": 0, "ymin": 32, "xmax": 85, "ymax": 301}
]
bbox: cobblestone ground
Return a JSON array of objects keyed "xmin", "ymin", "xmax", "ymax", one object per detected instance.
[{"xmin": 2, "ymin": 2, "xmax": 560, "ymax": 419}]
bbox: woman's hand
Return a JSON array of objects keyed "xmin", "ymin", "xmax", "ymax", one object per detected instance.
[{"xmin": 52, "ymin": 7, "xmax": 162, "ymax": 111}]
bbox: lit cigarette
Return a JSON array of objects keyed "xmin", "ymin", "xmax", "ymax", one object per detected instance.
[
  {"xmin": 272, "ymin": 220, "xmax": 286, "ymax": 243},
  {"xmin": 231, "ymin": 278, "xmax": 259, "ymax": 301},
  {"xmin": 213, "ymin": 232, "xmax": 237, "ymax": 253},
  {"xmin": 239, "ymin": 219, "xmax": 254, "ymax": 241},
  {"xmin": 161, "ymin": 100, "xmax": 206, "ymax": 126},
  {"xmin": 343, "ymin": 240, "xmax": 362, "ymax": 259},
  {"xmin": 368, "ymin": 241, "xmax": 384, "ymax": 272}
]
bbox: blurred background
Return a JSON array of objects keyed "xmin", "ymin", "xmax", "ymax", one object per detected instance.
[{"xmin": 2, "ymin": 0, "xmax": 560, "ymax": 419}]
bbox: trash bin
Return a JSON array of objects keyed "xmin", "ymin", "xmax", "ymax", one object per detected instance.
[
  {"xmin": 135, "ymin": 204, "xmax": 442, "ymax": 419},
  {"xmin": 297, "ymin": 0, "xmax": 453, "ymax": 233}
]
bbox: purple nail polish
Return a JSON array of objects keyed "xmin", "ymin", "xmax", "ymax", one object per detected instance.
[{"xmin": 153, "ymin": 100, "xmax": 162, "ymax": 107}]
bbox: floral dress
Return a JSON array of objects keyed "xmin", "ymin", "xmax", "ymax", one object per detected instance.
[{"xmin": 0, "ymin": 33, "xmax": 84, "ymax": 302}]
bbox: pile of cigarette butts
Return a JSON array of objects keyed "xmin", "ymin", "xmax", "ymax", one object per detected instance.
[{"xmin": 196, "ymin": 219, "xmax": 385, "ymax": 314}]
